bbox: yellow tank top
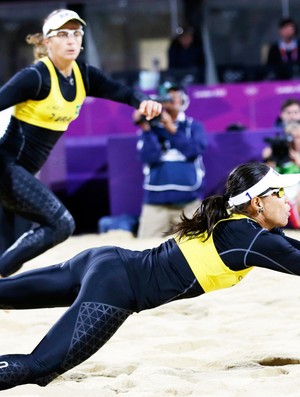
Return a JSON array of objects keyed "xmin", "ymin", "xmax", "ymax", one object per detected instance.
[
  {"xmin": 176, "ymin": 214, "xmax": 254, "ymax": 293},
  {"xmin": 13, "ymin": 56, "xmax": 86, "ymax": 131}
]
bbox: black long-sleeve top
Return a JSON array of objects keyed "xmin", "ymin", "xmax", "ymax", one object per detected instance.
[{"xmin": 0, "ymin": 60, "xmax": 147, "ymax": 174}]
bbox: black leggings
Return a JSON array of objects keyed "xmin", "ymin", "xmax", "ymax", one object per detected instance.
[
  {"xmin": 0, "ymin": 246, "xmax": 134, "ymax": 390},
  {"xmin": 0, "ymin": 162, "xmax": 75, "ymax": 276}
]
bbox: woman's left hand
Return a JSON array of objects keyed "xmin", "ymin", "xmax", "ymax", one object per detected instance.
[{"xmin": 138, "ymin": 100, "xmax": 162, "ymax": 120}]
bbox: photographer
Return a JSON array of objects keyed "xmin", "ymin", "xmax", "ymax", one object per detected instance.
[
  {"xmin": 133, "ymin": 82, "xmax": 207, "ymax": 238},
  {"xmin": 274, "ymin": 98, "xmax": 300, "ymax": 128},
  {"xmin": 263, "ymin": 98, "xmax": 300, "ymax": 165},
  {"xmin": 263, "ymin": 121, "xmax": 300, "ymax": 226}
]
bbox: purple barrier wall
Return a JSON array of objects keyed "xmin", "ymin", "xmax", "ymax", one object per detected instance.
[
  {"xmin": 67, "ymin": 80, "xmax": 300, "ymax": 137},
  {"xmin": 107, "ymin": 129, "xmax": 277, "ymax": 217},
  {"xmin": 107, "ymin": 135, "xmax": 143, "ymax": 216},
  {"xmin": 65, "ymin": 136, "xmax": 108, "ymax": 194},
  {"xmin": 38, "ymin": 128, "xmax": 278, "ymax": 231},
  {"xmin": 201, "ymin": 129, "xmax": 278, "ymax": 196},
  {"xmin": 39, "ymin": 136, "xmax": 66, "ymax": 191}
]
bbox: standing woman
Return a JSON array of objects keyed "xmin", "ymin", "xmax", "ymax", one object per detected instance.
[{"xmin": 0, "ymin": 9, "xmax": 162, "ymax": 277}]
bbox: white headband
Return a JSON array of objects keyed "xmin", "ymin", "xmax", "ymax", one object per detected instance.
[{"xmin": 228, "ymin": 168, "xmax": 300, "ymax": 207}]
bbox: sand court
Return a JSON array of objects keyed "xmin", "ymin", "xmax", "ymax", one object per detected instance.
[{"xmin": 2, "ymin": 229, "xmax": 300, "ymax": 397}]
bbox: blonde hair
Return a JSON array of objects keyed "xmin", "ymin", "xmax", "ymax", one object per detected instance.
[
  {"xmin": 26, "ymin": 33, "xmax": 47, "ymax": 61},
  {"xmin": 25, "ymin": 9, "xmax": 67, "ymax": 61}
]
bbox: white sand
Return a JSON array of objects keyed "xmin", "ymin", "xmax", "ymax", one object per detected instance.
[{"xmin": 2, "ymin": 229, "xmax": 300, "ymax": 397}]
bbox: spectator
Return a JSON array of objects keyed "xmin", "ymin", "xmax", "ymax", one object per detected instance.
[
  {"xmin": 167, "ymin": 27, "xmax": 205, "ymax": 83},
  {"xmin": 133, "ymin": 82, "xmax": 207, "ymax": 238},
  {"xmin": 262, "ymin": 99, "xmax": 300, "ymax": 227},
  {"xmin": 266, "ymin": 18, "xmax": 300, "ymax": 79},
  {"xmin": 279, "ymin": 122, "xmax": 300, "ymax": 220},
  {"xmin": 263, "ymin": 121, "xmax": 300, "ymax": 227},
  {"xmin": 262, "ymin": 98, "xmax": 300, "ymax": 164},
  {"xmin": 285, "ymin": 121, "xmax": 300, "ymax": 172},
  {"xmin": 274, "ymin": 98, "xmax": 300, "ymax": 128}
]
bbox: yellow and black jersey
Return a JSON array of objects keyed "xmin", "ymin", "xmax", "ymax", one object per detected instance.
[
  {"xmin": 13, "ymin": 57, "xmax": 86, "ymax": 131},
  {"xmin": 0, "ymin": 57, "xmax": 147, "ymax": 174},
  {"xmin": 176, "ymin": 214, "xmax": 254, "ymax": 293},
  {"xmin": 122, "ymin": 216, "xmax": 300, "ymax": 311}
]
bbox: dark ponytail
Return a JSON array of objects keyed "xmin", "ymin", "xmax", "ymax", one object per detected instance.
[
  {"xmin": 171, "ymin": 194, "xmax": 229, "ymax": 240},
  {"xmin": 169, "ymin": 162, "xmax": 270, "ymax": 241}
]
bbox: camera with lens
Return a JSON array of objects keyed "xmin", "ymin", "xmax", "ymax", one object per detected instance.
[
  {"xmin": 134, "ymin": 93, "xmax": 173, "ymax": 128},
  {"xmin": 264, "ymin": 133, "xmax": 294, "ymax": 165}
]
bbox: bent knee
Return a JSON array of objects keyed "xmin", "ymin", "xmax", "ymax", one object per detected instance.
[{"xmin": 52, "ymin": 210, "xmax": 75, "ymax": 244}]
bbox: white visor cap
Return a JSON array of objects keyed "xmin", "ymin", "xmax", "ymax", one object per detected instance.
[
  {"xmin": 228, "ymin": 168, "xmax": 300, "ymax": 206},
  {"xmin": 43, "ymin": 10, "xmax": 86, "ymax": 36}
]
